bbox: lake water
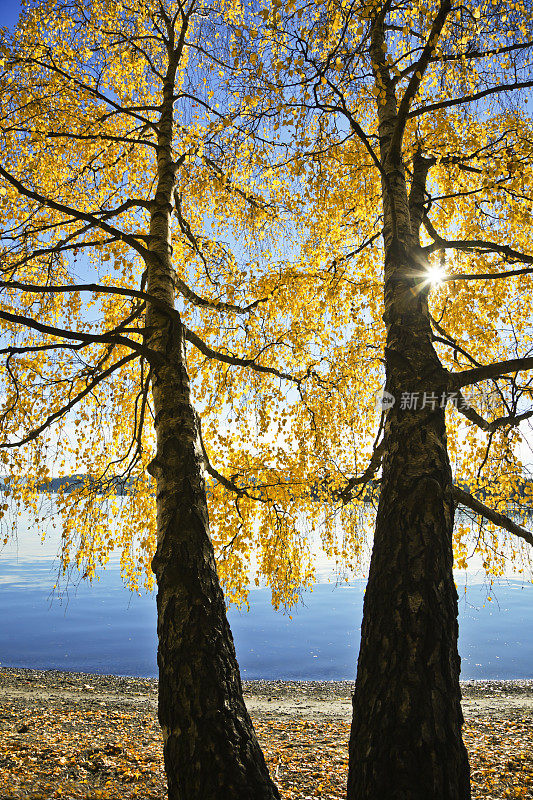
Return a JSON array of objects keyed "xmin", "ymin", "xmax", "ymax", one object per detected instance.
[{"xmin": 0, "ymin": 517, "xmax": 532, "ymax": 680}]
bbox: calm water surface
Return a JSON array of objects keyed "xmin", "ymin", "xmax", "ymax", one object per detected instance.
[{"xmin": 0, "ymin": 517, "xmax": 532, "ymax": 680}]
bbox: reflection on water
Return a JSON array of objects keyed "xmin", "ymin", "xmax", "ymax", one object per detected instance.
[{"xmin": 0, "ymin": 509, "xmax": 532, "ymax": 679}]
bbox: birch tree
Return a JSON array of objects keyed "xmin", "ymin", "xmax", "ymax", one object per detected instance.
[
  {"xmin": 3, "ymin": 0, "xmax": 533, "ymax": 798},
  {"xmin": 246, "ymin": 0, "xmax": 533, "ymax": 795},
  {"xmin": 0, "ymin": 1, "xmax": 319, "ymax": 797}
]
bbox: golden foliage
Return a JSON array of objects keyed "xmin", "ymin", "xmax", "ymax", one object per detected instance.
[{"xmin": 0, "ymin": 0, "xmax": 532, "ymax": 605}]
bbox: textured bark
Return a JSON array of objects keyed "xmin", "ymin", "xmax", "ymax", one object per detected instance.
[
  {"xmin": 143, "ymin": 27, "xmax": 280, "ymax": 800},
  {"xmin": 148, "ymin": 327, "xmax": 280, "ymax": 800},
  {"xmin": 346, "ymin": 12, "xmax": 471, "ymax": 796},
  {"xmin": 346, "ymin": 250, "xmax": 471, "ymax": 798}
]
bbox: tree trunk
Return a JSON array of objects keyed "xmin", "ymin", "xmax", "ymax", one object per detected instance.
[
  {"xmin": 347, "ymin": 22, "xmax": 471, "ymax": 787},
  {"xmin": 143, "ymin": 35, "xmax": 279, "ymax": 800},
  {"xmin": 148, "ymin": 322, "xmax": 280, "ymax": 800},
  {"xmin": 346, "ymin": 238, "xmax": 471, "ymax": 798}
]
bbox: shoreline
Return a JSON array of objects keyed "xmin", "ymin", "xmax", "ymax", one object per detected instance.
[
  {"xmin": 1, "ymin": 666, "xmax": 533, "ymax": 721},
  {"xmin": 1, "ymin": 667, "xmax": 532, "ymax": 799}
]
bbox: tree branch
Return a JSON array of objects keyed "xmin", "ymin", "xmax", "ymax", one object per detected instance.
[
  {"xmin": 453, "ymin": 485, "xmax": 533, "ymax": 547},
  {"xmin": 195, "ymin": 411, "xmax": 269, "ymax": 503},
  {"xmin": 184, "ymin": 326, "xmax": 302, "ymax": 383},
  {"xmin": 45, "ymin": 129, "xmax": 158, "ymax": 150},
  {"xmin": 0, "ymin": 308, "xmax": 155, "ymax": 361},
  {"xmin": 0, "ymin": 352, "xmax": 139, "ymax": 449},
  {"xmin": 390, "ymin": 0, "xmax": 451, "ymax": 158},
  {"xmin": 454, "ymin": 394, "xmax": 533, "ymax": 432},
  {"xmin": 0, "ymin": 278, "xmax": 269, "ymax": 317},
  {"xmin": 409, "ymin": 77, "xmax": 533, "ymax": 120},
  {"xmin": 202, "ymin": 156, "xmax": 273, "ymax": 212},
  {"xmin": 338, "ymin": 439, "xmax": 386, "ymax": 504},
  {"xmin": 444, "ymin": 266, "xmax": 533, "ymax": 281},
  {"xmin": 451, "ymin": 356, "xmax": 533, "ymax": 389},
  {"xmin": 0, "ymin": 165, "xmax": 149, "ymax": 258},
  {"xmin": 408, "ymin": 151, "xmax": 435, "ymax": 237},
  {"xmin": 16, "ymin": 54, "xmax": 157, "ymax": 129},
  {"xmin": 422, "ymin": 216, "xmax": 533, "ymax": 268},
  {"xmin": 430, "ymin": 314, "xmax": 483, "ymax": 367}
]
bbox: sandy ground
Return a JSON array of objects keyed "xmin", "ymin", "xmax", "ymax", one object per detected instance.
[
  {"xmin": 1, "ymin": 669, "xmax": 532, "ymax": 799},
  {"xmin": 1, "ymin": 668, "xmax": 532, "ymax": 721}
]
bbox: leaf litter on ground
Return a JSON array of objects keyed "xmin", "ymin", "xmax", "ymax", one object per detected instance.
[{"xmin": 0, "ymin": 670, "xmax": 531, "ymax": 799}]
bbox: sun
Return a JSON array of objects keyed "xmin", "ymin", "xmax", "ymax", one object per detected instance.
[{"xmin": 425, "ymin": 264, "xmax": 447, "ymax": 287}]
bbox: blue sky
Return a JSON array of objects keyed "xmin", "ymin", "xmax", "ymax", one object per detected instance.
[{"xmin": 1, "ymin": 0, "xmax": 22, "ymax": 29}]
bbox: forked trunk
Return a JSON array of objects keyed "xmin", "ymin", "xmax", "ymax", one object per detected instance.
[
  {"xmin": 346, "ymin": 241, "xmax": 471, "ymax": 799},
  {"xmin": 148, "ymin": 321, "xmax": 280, "ymax": 800},
  {"xmin": 347, "ymin": 15, "xmax": 471, "ymax": 789}
]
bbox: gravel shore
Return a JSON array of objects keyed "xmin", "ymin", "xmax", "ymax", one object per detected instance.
[
  {"xmin": 1, "ymin": 668, "xmax": 532, "ymax": 799},
  {"xmin": 1, "ymin": 667, "xmax": 532, "ymax": 720}
]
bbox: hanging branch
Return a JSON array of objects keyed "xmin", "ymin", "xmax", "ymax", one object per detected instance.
[{"xmin": 0, "ymin": 351, "xmax": 139, "ymax": 448}]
